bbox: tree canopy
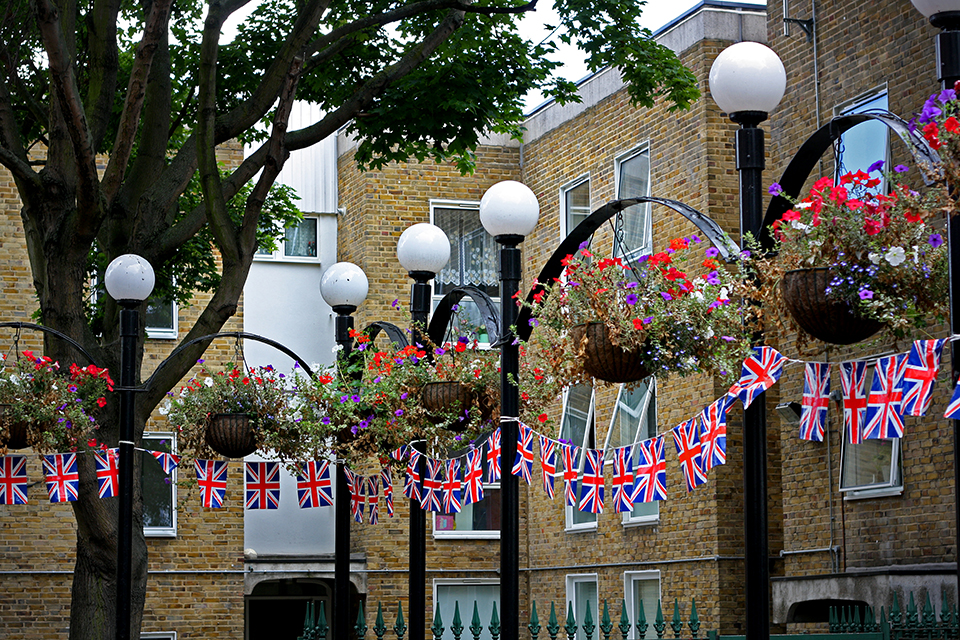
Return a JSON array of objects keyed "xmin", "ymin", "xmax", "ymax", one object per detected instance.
[{"xmin": 0, "ymin": 0, "xmax": 697, "ymax": 636}]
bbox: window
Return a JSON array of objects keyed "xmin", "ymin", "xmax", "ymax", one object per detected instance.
[
  {"xmin": 141, "ymin": 633, "xmax": 177, "ymax": 640},
  {"xmin": 614, "ymin": 148, "xmax": 652, "ymax": 260},
  {"xmin": 434, "ymin": 440, "xmax": 501, "ymax": 539},
  {"xmin": 565, "ymin": 574, "xmax": 599, "ymax": 640},
  {"xmin": 623, "ymin": 571, "xmax": 660, "ymax": 639},
  {"xmin": 434, "ymin": 580, "xmax": 500, "ymax": 640},
  {"xmin": 836, "ymin": 91, "xmax": 889, "ymax": 184},
  {"xmin": 145, "ymin": 296, "xmax": 177, "ymax": 340},
  {"xmin": 559, "ymin": 384, "xmax": 597, "ymax": 531},
  {"xmin": 431, "ymin": 201, "xmax": 499, "ymax": 340},
  {"xmin": 840, "ymin": 437, "xmax": 902, "ymax": 497},
  {"xmin": 142, "ymin": 433, "xmax": 176, "ymax": 537},
  {"xmin": 255, "ymin": 216, "xmax": 321, "ymax": 261},
  {"xmin": 604, "ymin": 380, "xmax": 658, "ymax": 525},
  {"xmin": 561, "ymin": 178, "xmax": 591, "ymax": 239}
]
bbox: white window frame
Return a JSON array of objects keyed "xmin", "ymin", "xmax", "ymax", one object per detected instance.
[
  {"xmin": 143, "ymin": 432, "xmax": 177, "ymax": 538},
  {"xmin": 834, "ymin": 88, "xmax": 890, "ymax": 187},
  {"xmin": 145, "ymin": 296, "xmax": 178, "ymax": 340},
  {"xmin": 432, "ymin": 481, "xmax": 501, "ymax": 540},
  {"xmin": 613, "ymin": 146, "xmax": 653, "ymax": 260},
  {"xmin": 839, "ymin": 436, "xmax": 903, "ymax": 499},
  {"xmin": 622, "ymin": 570, "xmax": 661, "ymax": 640},
  {"xmin": 254, "ymin": 215, "xmax": 323, "ymax": 263},
  {"xmin": 565, "ymin": 573, "xmax": 599, "ymax": 640},
  {"xmin": 141, "ymin": 633, "xmax": 177, "ymax": 640},
  {"xmin": 433, "ymin": 578, "xmax": 500, "ymax": 640},
  {"xmin": 560, "ymin": 176, "xmax": 591, "ymax": 241},
  {"xmin": 601, "ymin": 380, "xmax": 658, "ymax": 527},
  {"xmin": 558, "ymin": 385, "xmax": 598, "ymax": 532}
]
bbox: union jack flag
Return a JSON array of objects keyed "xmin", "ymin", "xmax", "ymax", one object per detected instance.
[
  {"xmin": 367, "ymin": 476, "xmax": 381, "ymax": 525},
  {"xmin": 673, "ymin": 419, "xmax": 706, "ymax": 492},
  {"xmin": 150, "ymin": 450, "xmax": 181, "ymax": 475},
  {"xmin": 442, "ymin": 459, "xmax": 462, "ymax": 514},
  {"xmin": 578, "ymin": 448, "xmax": 605, "ymax": 514},
  {"xmin": 0, "ymin": 455, "xmax": 28, "ymax": 505},
  {"xmin": 698, "ymin": 396, "xmax": 730, "ymax": 472},
  {"xmin": 420, "ymin": 458, "xmax": 443, "ymax": 512},
  {"xmin": 463, "ymin": 448, "xmax": 485, "ymax": 505},
  {"xmin": 244, "ymin": 461, "xmax": 281, "ymax": 510},
  {"xmin": 94, "ymin": 448, "xmax": 120, "ymax": 499},
  {"xmin": 539, "ymin": 435, "xmax": 556, "ymax": 500},
  {"xmin": 486, "ymin": 428, "xmax": 502, "ymax": 483},
  {"xmin": 799, "ymin": 362, "xmax": 831, "ymax": 442},
  {"xmin": 380, "ymin": 467, "xmax": 394, "ymax": 517},
  {"xmin": 611, "ymin": 445, "xmax": 634, "ymax": 513},
  {"xmin": 560, "ymin": 443, "xmax": 580, "ymax": 507},
  {"xmin": 864, "ymin": 354, "xmax": 907, "ymax": 439},
  {"xmin": 403, "ymin": 449, "xmax": 422, "ymax": 501},
  {"xmin": 43, "ymin": 453, "xmax": 80, "ymax": 503},
  {"xmin": 511, "ymin": 423, "xmax": 534, "ymax": 484},
  {"xmin": 194, "ymin": 459, "xmax": 227, "ymax": 508},
  {"xmin": 632, "ymin": 436, "xmax": 667, "ymax": 503},
  {"xmin": 345, "ymin": 469, "xmax": 364, "ymax": 523},
  {"xmin": 840, "ymin": 361, "xmax": 869, "ymax": 444},
  {"xmin": 730, "ymin": 346, "xmax": 786, "ymax": 409},
  {"xmin": 391, "ymin": 445, "xmax": 408, "ymax": 462},
  {"xmin": 297, "ymin": 460, "xmax": 334, "ymax": 508},
  {"xmin": 945, "ymin": 376, "xmax": 960, "ymax": 420},
  {"xmin": 900, "ymin": 339, "xmax": 945, "ymax": 417}
]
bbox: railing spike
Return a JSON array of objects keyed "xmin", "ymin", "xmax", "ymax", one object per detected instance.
[
  {"xmin": 317, "ymin": 601, "xmax": 329, "ymax": 640},
  {"xmin": 636, "ymin": 599, "xmax": 648, "ymax": 640},
  {"xmin": 565, "ymin": 601, "xmax": 578, "ymax": 640},
  {"xmin": 654, "ymin": 599, "xmax": 666, "ymax": 640},
  {"xmin": 452, "ymin": 601, "xmax": 464, "ymax": 640},
  {"xmin": 600, "ymin": 600, "xmax": 613, "ymax": 640},
  {"xmin": 395, "ymin": 601, "xmax": 407, "ymax": 640},
  {"xmin": 357, "ymin": 601, "xmax": 368, "ymax": 640},
  {"xmin": 618, "ymin": 599, "xmax": 631, "ymax": 640},
  {"xmin": 547, "ymin": 601, "xmax": 561, "ymax": 640},
  {"xmin": 470, "ymin": 601, "xmax": 483, "ymax": 640},
  {"xmin": 583, "ymin": 600, "xmax": 595, "ymax": 640},
  {"xmin": 530, "ymin": 601, "xmax": 542, "ymax": 640},
  {"xmin": 433, "ymin": 605, "xmax": 445, "ymax": 640},
  {"xmin": 923, "ymin": 591, "xmax": 936, "ymax": 628},
  {"xmin": 489, "ymin": 601, "xmax": 501, "ymax": 640},
  {"xmin": 853, "ymin": 605, "xmax": 862, "ymax": 633},
  {"xmin": 689, "ymin": 598, "xmax": 700, "ymax": 639},
  {"xmin": 907, "ymin": 592, "xmax": 919, "ymax": 629},
  {"xmin": 891, "ymin": 593, "xmax": 902, "ymax": 626},
  {"xmin": 375, "ymin": 602, "xmax": 388, "ymax": 640},
  {"xmin": 670, "ymin": 599, "xmax": 682, "ymax": 639}
]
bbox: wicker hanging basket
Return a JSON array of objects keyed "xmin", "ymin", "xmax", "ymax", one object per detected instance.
[
  {"xmin": 205, "ymin": 413, "xmax": 258, "ymax": 458},
  {"xmin": 570, "ymin": 322, "xmax": 651, "ymax": 384},
  {"xmin": 422, "ymin": 381, "xmax": 476, "ymax": 432},
  {"xmin": 0, "ymin": 405, "xmax": 29, "ymax": 450},
  {"xmin": 780, "ymin": 268, "xmax": 885, "ymax": 345}
]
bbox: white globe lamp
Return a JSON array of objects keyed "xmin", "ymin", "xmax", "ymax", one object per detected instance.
[
  {"xmin": 479, "ymin": 181, "xmax": 540, "ymax": 240},
  {"xmin": 104, "ymin": 254, "xmax": 155, "ymax": 303},
  {"xmin": 320, "ymin": 262, "xmax": 368, "ymax": 313},
  {"xmin": 709, "ymin": 42, "xmax": 787, "ymax": 119},
  {"xmin": 397, "ymin": 223, "xmax": 451, "ymax": 277}
]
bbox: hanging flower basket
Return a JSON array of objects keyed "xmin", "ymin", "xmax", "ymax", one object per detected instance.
[
  {"xmin": 0, "ymin": 405, "xmax": 30, "ymax": 450},
  {"xmin": 570, "ymin": 323, "xmax": 651, "ymax": 384},
  {"xmin": 780, "ymin": 268, "xmax": 885, "ymax": 345},
  {"xmin": 422, "ymin": 381, "xmax": 476, "ymax": 432},
  {"xmin": 205, "ymin": 413, "xmax": 258, "ymax": 458}
]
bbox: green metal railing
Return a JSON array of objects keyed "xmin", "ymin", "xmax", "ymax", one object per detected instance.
[
  {"xmin": 299, "ymin": 598, "xmax": 703, "ymax": 640},
  {"xmin": 826, "ymin": 591, "xmax": 959, "ymax": 640}
]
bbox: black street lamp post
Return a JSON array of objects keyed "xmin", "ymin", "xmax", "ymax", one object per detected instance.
[
  {"xmin": 479, "ymin": 181, "xmax": 541, "ymax": 640},
  {"xmin": 104, "ymin": 254, "xmax": 157, "ymax": 640},
  {"xmin": 709, "ymin": 41, "xmax": 787, "ymax": 640},
  {"xmin": 320, "ymin": 262, "xmax": 370, "ymax": 640}
]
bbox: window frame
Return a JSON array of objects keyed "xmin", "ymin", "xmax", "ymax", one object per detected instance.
[
  {"xmin": 253, "ymin": 215, "xmax": 322, "ymax": 263},
  {"xmin": 839, "ymin": 435, "xmax": 903, "ymax": 499},
  {"xmin": 601, "ymin": 380, "xmax": 659, "ymax": 527},
  {"xmin": 557, "ymin": 384, "xmax": 598, "ymax": 532},
  {"xmin": 145, "ymin": 296, "xmax": 178, "ymax": 340},
  {"xmin": 432, "ymin": 483, "xmax": 501, "ymax": 540},
  {"xmin": 834, "ymin": 88, "xmax": 890, "ymax": 187},
  {"xmin": 622, "ymin": 570, "xmax": 661, "ymax": 640},
  {"xmin": 142, "ymin": 431, "xmax": 177, "ymax": 538},
  {"xmin": 141, "ymin": 633, "xmax": 177, "ymax": 640},
  {"xmin": 565, "ymin": 572, "xmax": 600, "ymax": 640},
  {"xmin": 560, "ymin": 175, "xmax": 591, "ymax": 241},
  {"xmin": 613, "ymin": 146, "xmax": 653, "ymax": 260},
  {"xmin": 432, "ymin": 578, "xmax": 500, "ymax": 640}
]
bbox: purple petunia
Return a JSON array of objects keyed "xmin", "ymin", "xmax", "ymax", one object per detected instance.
[
  {"xmin": 435, "ymin": 348, "xmax": 446, "ymax": 356},
  {"xmin": 643, "ymin": 316, "xmax": 653, "ymax": 325},
  {"xmin": 625, "ymin": 293, "xmax": 639, "ymax": 305},
  {"xmin": 395, "ymin": 410, "xmax": 404, "ymax": 417},
  {"xmin": 740, "ymin": 250, "xmax": 752, "ymax": 259},
  {"xmin": 322, "ymin": 417, "xmax": 331, "ymax": 425},
  {"xmin": 351, "ymin": 394, "xmax": 361, "ymax": 403},
  {"xmin": 895, "ymin": 164, "xmax": 910, "ymax": 173},
  {"xmin": 768, "ymin": 183, "xmax": 783, "ymax": 196},
  {"xmin": 930, "ymin": 233, "xmax": 945, "ymax": 248},
  {"xmin": 868, "ymin": 160, "xmax": 884, "ymax": 173},
  {"xmin": 940, "ymin": 88, "xmax": 957, "ymax": 104},
  {"xmin": 660, "ymin": 292, "xmax": 673, "ymax": 301},
  {"xmin": 706, "ymin": 271, "xmax": 721, "ymax": 285},
  {"xmin": 858, "ymin": 289, "xmax": 874, "ymax": 300},
  {"xmin": 705, "ymin": 247, "xmax": 719, "ymax": 258},
  {"xmin": 391, "ymin": 299, "xmax": 399, "ymax": 308}
]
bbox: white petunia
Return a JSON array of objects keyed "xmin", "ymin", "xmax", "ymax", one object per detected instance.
[
  {"xmin": 868, "ymin": 252, "xmax": 882, "ymax": 265},
  {"xmin": 204, "ymin": 377, "xmax": 214, "ymax": 387},
  {"xmin": 884, "ymin": 246, "xmax": 906, "ymax": 266}
]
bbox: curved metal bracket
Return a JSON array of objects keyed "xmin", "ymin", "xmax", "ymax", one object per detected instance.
[
  {"xmin": 762, "ymin": 110, "xmax": 940, "ymax": 244},
  {"xmin": 363, "ymin": 321, "xmax": 410, "ymax": 348},
  {"xmin": 428, "ymin": 285, "xmax": 502, "ymax": 347},
  {"xmin": 516, "ymin": 197, "xmax": 739, "ymax": 342},
  {"xmin": 141, "ymin": 331, "xmax": 315, "ymax": 391},
  {"xmin": 0, "ymin": 321, "xmax": 102, "ymax": 366}
]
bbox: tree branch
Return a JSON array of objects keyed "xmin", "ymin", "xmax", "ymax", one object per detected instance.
[
  {"xmin": 84, "ymin": 0, "xmax": 121, "ymax": 148},
  {"xmin": 32, "ymin": 0, "xmax": 100, "ymax": 219},
  {"xmin": 101, "ymin": 0, "xmax": 174, "ymax": 208},
  {"xmin": 0, "ymin": 73, "xmax": 39, "ymax": 186}
]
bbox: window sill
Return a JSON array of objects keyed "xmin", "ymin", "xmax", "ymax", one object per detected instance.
[
  {"xmin": 145, "ymin": 529, "xmax": 177, "ymax": 538},
  {"xmin": 841, "ymin": 486, "xmax": 903, "ymax": 500},
  {"xmin": 146, "ymin": 330, "xmax": 177, "ymax": 340},
  {"xmin": 254, "ymin": 254, "xmax": 321, "ymax": 264},
  {"xmin": 622, "ymin": 516, "xmax": 659, "ymax": 528},
  {"xmin": 433, "ymin": 531, "xmax": 500, "ymax": 540},
  {"xmin": 564, "ymin": 523, "xmax": 598, "ymax": 534}
]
